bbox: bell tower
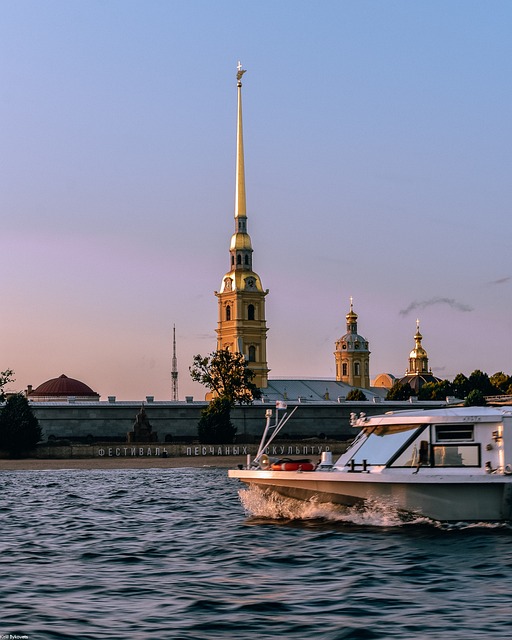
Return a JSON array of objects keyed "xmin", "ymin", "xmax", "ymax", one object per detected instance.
[
  {"xmin": 334, "ymin": 298, "xmax": 370, "ymax": 389},
  {"xmin": 214, "ymin": 63, "xmax": 269, "ymax": 389}
]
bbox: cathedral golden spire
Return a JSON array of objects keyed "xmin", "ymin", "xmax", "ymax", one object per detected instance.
[
  {"xmin": 235, "ymin": 61, "xmax": 247, "ymax": 220},
  {"xmin": 229, "ymin": 62, "xmax": 253, "ymax": 268},
  {"xmin": 214, "ymin": 62, "xmax": 269, "ymax": 389}
]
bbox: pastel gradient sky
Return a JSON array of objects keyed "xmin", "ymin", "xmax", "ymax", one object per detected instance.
[{"xmin": 1, "ymin": 0, "xmax": 511, "ymax": 400}]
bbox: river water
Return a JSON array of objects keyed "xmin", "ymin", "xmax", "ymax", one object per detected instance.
[{"xmin": 1, "ymin": 467, "xmax": 511, "ymax": 639}]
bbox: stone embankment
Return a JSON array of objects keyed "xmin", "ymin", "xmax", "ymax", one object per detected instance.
[{"xmin": 0, "ymin": 440, "xmax": 350, "ymax": 470}]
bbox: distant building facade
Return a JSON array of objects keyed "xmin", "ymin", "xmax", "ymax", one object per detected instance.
[{"xmin": 25, "ymin": 397, "xmax": 445, "ymax": 444}]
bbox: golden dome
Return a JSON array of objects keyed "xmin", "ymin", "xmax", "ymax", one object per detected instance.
[
  {"xmin": 410, "ymin": 345, "xmax": 427, "ymax": 359},
  {"xmin": 230, "ymin": 232, "xmax": 253, "ymax": 251},
  {"xmin": 219, "ymin": 270, "xmax": 264, "ymax": 293}
]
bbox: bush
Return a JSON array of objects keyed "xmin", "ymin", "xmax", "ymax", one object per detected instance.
[
  {"xmin": 346, "ymin": 388, "xmax": 367, "ymax": 401},
  {"xmin": 197, "ymin": 397, "xmax": 237, "ymax": 444},
  {"xmin": 464, "ymin": 389, "xmax": 487, "ymax": 407},
  {"xmin": 386, "ymin": 381, "xmax": 412, "ymax": 401},
  {"xmin": 0, "ymin": 394, "xmax": 42, "ymax": 457}
]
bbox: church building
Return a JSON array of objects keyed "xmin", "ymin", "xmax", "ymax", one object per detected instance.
[
  {"xmin": 334, "ymin": 299, "xmax": 371, "ymax": 389},
  {"xmin": 397, "ymin": 320, "xmax": 441, "ymax": 393},
  {"xmin": 214, "ymin": 64, "xmax": 269, "ymax": 389}
]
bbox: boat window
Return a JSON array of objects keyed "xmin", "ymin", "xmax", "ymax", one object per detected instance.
[
  {"xmin": 432, "ymin": 444, "xmax": 480, "ymax": 467},
  {"xmin": 350, "ymin": 424, "xmax": 422, "ymax": 466},
  {"xmin": 389, "ymin": 437, "xmax": 430, "ymax": 467},
  {"xmin": 435, "ymin": 425, "xmax": 474, "ymax": 442}
]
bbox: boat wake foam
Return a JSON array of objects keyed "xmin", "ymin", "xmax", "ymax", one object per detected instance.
[
  {"xmin": 239, "ymin": 485, "xmax": 407, "ymax": 527},
  {"xmin": 239, "ymin": 486, "xmax": 511, "ymax": 530}
]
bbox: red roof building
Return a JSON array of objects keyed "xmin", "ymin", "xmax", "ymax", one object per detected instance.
[{"xmin": 27, "ymin": 374, "xmax": 100, "ymax": 402}]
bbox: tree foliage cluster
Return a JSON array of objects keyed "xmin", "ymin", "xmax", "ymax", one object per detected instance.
[
  {"xmin": 0, "ymin": 369, "xmax": 15, "ymax": 401},
  {"xmin": 190, "ymin": 350, "xmax": 261, "ymax": 406},
  {"xmin": 345, "ymin": 388, "xmax": 368, "ymax": 401},
  {"xmin": 190, "ymin": 350, "xmax": 261, "ymax": 444},
  {"xmin": 385, "ymin": 370, "xmax": 512, "ymax": 407},
  {"xmin": 0, "ymin": 393, "xmax": 42, "ymax": 457}
]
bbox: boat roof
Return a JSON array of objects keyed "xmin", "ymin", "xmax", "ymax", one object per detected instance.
[{"xmin": 367, "ymin": 405, "xmax": 512, "ymax": 426}]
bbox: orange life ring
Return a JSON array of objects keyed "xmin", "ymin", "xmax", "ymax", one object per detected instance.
[{"xmin": 270, "ymin": 461, "xmax": 315, "ymax": 472}]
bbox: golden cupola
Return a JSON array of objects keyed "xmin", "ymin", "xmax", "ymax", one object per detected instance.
[
  {"xmin": 398, "ymin": 320, "xmax": 441, "ymax": 394},
  {"xmin": 408, "ymin": 320, "xmax": 429, "ymax": 374}
]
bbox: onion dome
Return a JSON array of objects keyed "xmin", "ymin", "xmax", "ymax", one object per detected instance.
[
  {"xmin": 409, "ymin": 323, "xmax": 428, "ymax": 362},
  {"xmin": 398, "ymin": 321, "xmax": 441, "ymax": 393},
  {"xmin": 407, "ymin": 320, "xmax": 429, "ymax": 374}
]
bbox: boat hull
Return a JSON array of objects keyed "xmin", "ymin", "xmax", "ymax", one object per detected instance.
[{"xmin": 229, "ymin": 470, "xmax": 512, "ymax": 522}]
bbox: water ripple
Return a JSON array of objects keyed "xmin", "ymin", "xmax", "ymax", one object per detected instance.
[{"xmin": 1, "ymin": 468, "xmax": 511, "ymax": 639}]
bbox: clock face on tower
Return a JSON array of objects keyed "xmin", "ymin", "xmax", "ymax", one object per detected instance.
[{"xmin": 245, "ymin": 277, "xmax": 256, "ymax": 290}]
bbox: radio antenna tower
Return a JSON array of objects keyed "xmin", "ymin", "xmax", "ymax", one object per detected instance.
[{"xmin": 171, "ymin": 324, "xmax": 179, "ymax": 401}]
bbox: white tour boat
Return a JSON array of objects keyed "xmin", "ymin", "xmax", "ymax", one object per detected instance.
[{"xmin": 228, "ymin": 404, "xmax": 512, "ymax": 522}]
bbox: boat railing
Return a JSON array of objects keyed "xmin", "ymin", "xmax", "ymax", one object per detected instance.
[{"xmin": 251, "ymin": 404, "xmax": 299, "ymax": 468}]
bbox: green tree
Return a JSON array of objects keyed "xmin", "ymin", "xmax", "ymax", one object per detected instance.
[
  {"xmin": 0, "ymin": 393, "xmax": 42, "ymax": 457},
  {"xmin": 418, "ymin": 379, "xmax": 453, "ymax": 401},
  {"xmin": 452, "ymin": 373, "xmax": 470, "ymax": 399},
  {"xmin": 385, "ymin": 381, "xmax": 412, "ymax": 401},
  {"xmin": 190, "ymin": 350, "xmax": 261, "ymax": 405},
  {"xmin": 190, "ymin": 350, "xmax": 261, "ymax": 443},
  {"xmin": 346, "ymin": 388, "xmax": 367, "ymax": 401},
  {"xmin": 197, "ymin": 397, "xmax": 236, "ymax": 444},
  {"xmin": 0, "ymin": 369, "xmax": 15, "ymax": 401},
  {"xmin": 468, "ymin": 370, "xmax": 499, "ymax": 396},
  {"xmin": 490, "ymin": 372, "xmax": 511, "ymax": 394},
  {"xmin": 464, "ymin": 389, "xmax": 487, "ymax": 407},
  {"xmin": 417, "ymin": 381, "xmax": 436, "ymax": 400}
]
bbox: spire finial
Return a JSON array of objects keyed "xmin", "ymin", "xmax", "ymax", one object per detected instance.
[
  {"xmin": 414, "ymin": 319, "xmax": 423, "ymax": 345},
  {"xmin": 350, "ymin": 296, "xmax": 354, "ymax": 312},
  {"xmin": 237, "ymin": 61, "xmax": 246, "ymax": 85}
]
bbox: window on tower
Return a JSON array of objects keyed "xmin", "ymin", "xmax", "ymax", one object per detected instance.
[
  {"xmin": 248, "ymin": 345, "xmax": 256, "ymax": 362},
  {"xmin": 248, "ymin": 304, "xmax": 255, "ymax": 320},
  {"xmin": 354, "ymin": 362, "xmax": 360, "ymax": 376},
  {"xmin": 245, "ymin": 255, "xmax": 249, "ymax": 265},
  {"xmin": 226, "ymin": 305, "xmax": 231, "ymax": 321},
  {"xmin": 237, "ymin": 255, "xmax": 242, "ymax": 265},
  {"xmin": 342, "ymin": 363, "xmax": 348, "ymax": 376}
]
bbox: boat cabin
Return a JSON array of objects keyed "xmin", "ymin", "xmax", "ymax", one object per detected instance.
[{"xmin": 334, "ymin": 407, "xmax": 512, "ymax": 475}]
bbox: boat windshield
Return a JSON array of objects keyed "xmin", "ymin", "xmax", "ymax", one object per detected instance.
[{"xmin": 349, "ymin": 423, "xmax": 423, "ymax": 466}]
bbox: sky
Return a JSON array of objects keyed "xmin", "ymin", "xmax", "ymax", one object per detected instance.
[{"xmin": 1, "ymin": 0, "xmax": 511, "ymax": 400}]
